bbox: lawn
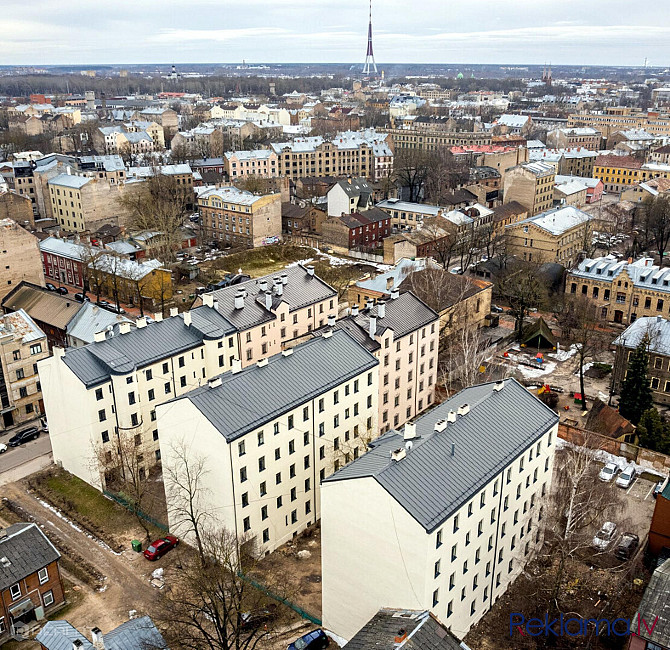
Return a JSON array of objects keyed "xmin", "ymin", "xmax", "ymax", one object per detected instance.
[{"xmin": 209, "ymin": 244, "xmax": 316, "ymax": 278}]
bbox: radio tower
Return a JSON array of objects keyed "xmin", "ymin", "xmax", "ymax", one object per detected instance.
[{"xmin": 362, "ymin": 0, "xmax": 378, "ymax": 77}]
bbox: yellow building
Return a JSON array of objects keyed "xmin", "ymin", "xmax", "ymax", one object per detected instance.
[
  {"xmin": 94, "ymin": 255, "xmax": 173, "ymax": 307},
  {"xmin": 502, "ymin": 162, "xmax": 556, "ymax": 216},
  {"xmin": 593, "ymin": 156, "xmax": 670, "ymax": 193}
]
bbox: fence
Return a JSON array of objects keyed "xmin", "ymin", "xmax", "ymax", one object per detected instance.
[
  {"xmin": 347, "ymin": 250, "xmax": 384, "ymax": 264},
  {"xmin": 103, "ymin": 490, "xmax": 169, "ymax": 532}
]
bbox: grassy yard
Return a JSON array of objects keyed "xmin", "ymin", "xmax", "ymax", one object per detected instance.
[{"xmin": 209, "ymin": 245, "xmax": 315, "ymax": 277}]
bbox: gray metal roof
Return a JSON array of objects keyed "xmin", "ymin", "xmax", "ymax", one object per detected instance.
[
  {"xmin": 632, "ymin": 558, "xmax": 670, "ymax": 646},
  {"xmin": 62, "ymin": 306, "xmax": 236, "ymax": 387},
  {"xmin": 344, "ymin": 609, "xmax": 462, "ymax": 650},
  {"xmin": 0, "ymin": 523, "xmax": 61, "ymax": 591},
  {"xmin": 180, "ymin": 330, "xmax": 378, "ymax": 442},
  {"xmin": 36, "ymin": 621, "xmax": 92, "ymax": 650},
  {"xmin": 67, "ymin": 302, "xmax": 132, "ymax": 345},
  {"xmin": 207, "ymin": 264, "xmax": 336, "ymax": 332},
  {"xmin": 325, "ymin": 378, "xmax": 558, "ymax": 532}
]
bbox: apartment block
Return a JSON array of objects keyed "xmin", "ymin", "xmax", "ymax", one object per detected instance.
[
  {"xmin": 375, "ymin": 199, "xmax": 443, "ymax": 230},
  {"xmin": 503, "ymin": 162, "xmax": 556, "ymax": 216},
  {"xmin": 332, "ymin": 289, "xmax": 439, "ymax": 432},
  {"xmin": 0, "ymin": 310, "xmax": 49, "ymax": 431},
  {"xmin": 505, "ymin": 205, "xmax": 592, "ymax": 267},
  {"xmin": 0, "ymin": 219, "xmax": 45, "ymax": 302},
  {"xmin": 567, "ymin": 256, "xmax": 670, "ymax": 325},
  {"xmin": 567, "ymin": 108, "xmax": 670, "ymax": 138},
  {"xmin": 224, "ymin": 150, "xmax": 279, "ymax": 179},
  {"xmin": 546, "ymin": 127, "xmax": 602, "ymax": 151},
  {"xmin": 198, "ymin": 186, "xmax": 282, "ymax": 248},
  {"xmin": 593, "ymin": 155, "xmax": 670, "ymax": 193},
  {"xmin": 380, "ymin": 127, "xmax": 492, "ymax": 152},
  {"xmin": 157, "ymin": 330, "xmax": 379, "ymax": 555},
  {"xmin": 321, "ymin": 378, "xmax": 558, "ymax": 640}
]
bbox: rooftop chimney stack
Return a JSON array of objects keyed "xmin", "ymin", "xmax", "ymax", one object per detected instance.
[
  {"xmin": 306, "ymin": 265, "xmax": 315, "ymax": 277},
  {"xmin": 390, "ymin": 287, "xmax": 400, "ymax": 300},
  {"xmin": 203, "ymin": 294, "xmax": 214, "ymax": 308},
  {"xmin": 458, "ymin": 403, "xmax": 470, "ymax": 416},
  {"xmin": 369, "ymin": 315, "xmax": 377, "ymax": 339},
  {"xmin": 447, "ymin": 410, "xmax": 457, "ymax": 423},
  {"xmin": 91, "ymin": 627, "xmax": 105, "ymax": 650},
  {"xmin": 404, "ymin": 422, "xmax": 416, "ymax": 440},
  {"xmin": 234, "ymin": 291, "xmax": 245, "ymax": 309},
  {"xmin": 119, "ymin": 322, "xmax": 131, "ymax": 335},
  {"xmin": 154, "ymin": 312, "xmax": 163, "ymax": 322},
  {"xmin": 493, "ymin": 380, "xmax": 504, "ymax": 392},
  {"xmin": 209, "ymin": 377, "xmax": 222, "ymax": 389},
  {"xmin": 351, "ymin": 304, "xmax": 359, "ymax": 316},
  {"xmin": 231, "ymin": 358, "xmax": 242, "ymax": 374},
  {"xmin": 434, "ymin": 419, "xmax": 447, "ymax": 433},
  {"xmin": 265, "ymin": 291, "xmax": 273, "ymax": 310},
  {"xmin": 94, "ymin": 331, "xmax": 106, "ymax": 343},
  {"xmin": 281, "ymin": 273, "xmax": 288, "ymax": 285},
  {"xmin": 377, "ymin": 300, "xmax": 386, "ymax": 318},
  {"xmin": 259, "ymin": 280, "xmax": 268, "ymax": 293},
  {"xmin": 183, "ymin": 311, "xmax": 192, "ymax": 327},
  {"xmin": 170, "ymin": 307, "xmax": 178, "ymax": 318},
  {"xmin": 327, "ymin": 313, "xmax": 336, "ymax": 327},
  {"xmin": 136, "ymin": 316, "xmax": 147, "ymax": 329}
]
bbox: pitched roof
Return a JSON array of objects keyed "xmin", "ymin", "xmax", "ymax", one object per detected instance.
[
  {"xmin": 511, "ymin": 205, "xmax": 591, "ymax": 236},
  {"xmin": 48, "ymin": 173, "xmax": 91, "ymax": 189},
  {"xmin": 1, "ymin": 282, "xmax": 82, "ymax": 330},
  {"xmin": 493, "ymin": 201, "xmax": 527, "ymax": 222},
  {"xmin": 520, "ymin": 316, "xmax": 557, "ymax": 348},
  {"xmin": 324, "ymin": 378, "xmax": 558, "ymax": 532},
  {"xmin": 612, "ymin": 316, "xmax": 670, "ymax": 355},
  {"xmin": 0, "ymin": 523, "xmax": 61, "ymax": 590},
  {"xmin": 344, "ymin": 609, "xmax": 462, "ymax": 650},
  {"xmin": 586, "ymin": 398, "xmax": 635, "ymax": 440},
  {"xmin": 66, "ymin": 302, "xmax": 132, "ymax": 345},
  {"xmin": 36, "ymin": 620, "xmax": 92, "ymax": 650},
  {"xmin": 355, "ymin": 258, "xmax": 436, "ymax": 295},
  {"xmin": 632, "ymin": 558, "xmax": 670, "ymax": 647},
  {"xmin": 0, "ymin": 309, "xmax": 46, "ymax": 344},
  {"xmin": 178, "ymin": 330, "xmax": 378, "ymax": 443}
]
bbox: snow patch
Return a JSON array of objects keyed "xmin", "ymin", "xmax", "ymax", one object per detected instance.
[
  {"xmin": 324, "ymin": 630, "xmax": 347, "ymax": 647},
  {"xmin": 549, "ymin": 344, "xmax": 578, "ymax": 362}
]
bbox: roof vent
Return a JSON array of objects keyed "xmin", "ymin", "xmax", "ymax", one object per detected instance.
[
  {"xmin": 395, "ymin": 629, "xmax": 408, "ymax": 643},
  {"xmin": 282, "ymin": 348, "xmax": 293, "ymax": 357},
  {"xmin": 458, "ymin": 403, "xmax": 470, "ymax": 416},
  {"xmin": 323, "ymin": 330, "xmax": 333, "ymax": 339},
  {"xmin": 170, "ymin": 307, "xmax": 178, "ymax": 317},
  {"xmin": 208, "ymin": 377, "xmax": 222, "ymax": 389},
  {"xmin": 231, "ymin": 359, "xmax": 242, "ymax": 374},
  {"xmin": 0, "ymin": 556, "xmax": 10, "ymax": 567},
  {"xmin": 257, "ymin": 358, "xmax": 268, "ymax": 368},
  {"xmin": 234, "ymin": 291, "xmax": 245, "ymax": 309},
  {"xmin": 447, "ymin": 410, "xmax": 457, "ymax": 423},
  {"xmin": 404, "ymin": 422, "xmax": 417, "ymax": 440},
  {"xmin": 136, "ymin": 316, "xmax": 147, "ymax": 329},
  {"xmin": 306, "ymin": 265, "xmax": 315, "ymax": 277},
  {"xmin": 351, "ymin": 304, "xmax": 359, "ymax": 317},
  {"xmin": 493, "ymin": 380, "xmax": 504, "ymax": 392},
  {"xmin": 203, "ymin": 294, "xmax": 214, "ymax": 308},
  {"xmin": 434, "ymin": 419, "xmax": 447, "ymax": 433},
  {"xmin": 390, "ymin": 447, "xmax": 406, "ymax": 462},
  {"xmin": 119, "ymin": 322, "xmax": 131, "ymax": 335}
]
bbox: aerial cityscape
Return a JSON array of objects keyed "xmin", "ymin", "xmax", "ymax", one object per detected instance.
[{"xmin": 0, "ymin": 1, "xmax": 670, "ymax": 649}]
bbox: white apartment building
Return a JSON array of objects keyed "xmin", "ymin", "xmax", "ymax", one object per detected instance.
[
  {"xmin": 38, "ymin": 305, "xmax": 240, "ymax": 489},
  {"xmin": 321, "ymin": 378, "xmax": 559, "ymax": 641},
  {"xmin": 157, "ymin": 330, "xmax": 379, "ymax": 555},
  {"xmin": 331, "ymin": 289, "xmax": 439, "ymax": 432}
]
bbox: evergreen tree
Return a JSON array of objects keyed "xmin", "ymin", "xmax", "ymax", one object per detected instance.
[
  {"xmin": 637, "ymin": 408, "xmax": 670, "ymax": 455},
  {"xmin": 618, "ymin": 339, "xmax": 653, "ymax": 425}
]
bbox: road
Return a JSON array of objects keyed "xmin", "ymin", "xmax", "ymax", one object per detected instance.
[{"xmin": 0, "ymin": 433, "xmax": 53, "ymax": 486}]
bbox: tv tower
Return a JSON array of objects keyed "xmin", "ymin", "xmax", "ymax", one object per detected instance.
[{"xmin": 362, "ymin": 0, "xmax": 378, "ymax": 77}]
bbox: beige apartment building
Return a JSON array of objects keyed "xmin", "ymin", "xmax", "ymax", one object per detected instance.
[
  {"xmin": 381, "ymin": 127, "xmax": 492, "ymax": 152},
  {"xmin": 546, "ymin": 127, "xmax": 602, "ymax": 151},
  {"xmin": 0, "ymin": 219, "xmax": 45, "ymax": 301},
  {"xmin": 567, "ymin": 107, "xmax": 670, "ymax": 138},
  {"xmin": 506, "ymin": 206, "xmax": 592, "ymax": 267},
  {"xmin": 503, "ymin": 162, "xmax": 556, "ymax": 216},
  {"xmin": 566, "ymin": 256, "xmax": 670, "ymax": 325},
  {"xmin": 198, "ymin": 186, "xmax": 282, "ymax": 248},
  {"xmin": 158, "ymin": 330, "xmax": 379, "ymax": 556},
  {"xmin": 0, "ymin": 309, "xmax": 49, "ymax": 431},
  {"xmin": 224, "ymin": 150, "xmax": 279, "ymax": 179}
]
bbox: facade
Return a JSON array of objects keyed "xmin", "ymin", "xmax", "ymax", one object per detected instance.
[
  {"xmin": 381, "ymin": 127, "xmax": 492, "ymax": 152},
  {"xmin": 503, "ymin": 162, "xmax": 556, "ymax": 216},
  {"xmin": 566, "ymin": 256, "xmax": 670, "ymax": 325},
  {"xmin": 157, "ymin": 330, "xmax": 379, "ymax": 556},
  {"xmin": 376, "ymin": 199, "xmax": 442, "ymax": 230},
  {"xmin": 612, "ymin": 317, "xmax": 670, "ymax": 407},
  {"xmin": 0, "ymin": 310, "xmax": 49, "ymax": 431},
  {"xmin": 40, "ymin": 237, "xmax": 87, "ymax": 290},
  {"xmin": 648, "ymin": 482, "xmax": 670, "ymax": 558},
  {"xmin": 621, "ymin": 177, "xmax": 670, "ymax": 203},
  {"xmin": 546, "ymin": 127, "xmax": 602, "ymax": 151},
  {"xmin": 554, "ymin": 175, "xmax": 604, "ymax": 204},
  {"xmin": 327, "ymin": 178, "xmax": 373, "ymax": 217},
  {"xmin": 593, "ymin": 155, "xmax": 670, "ymax": 194},
  {"xmin": 321, "ymin": 209, "xmax": 391, "ymax": 253},
  {"xmin": 224, "ymin": 150, "xmax": 279, "ymax": 179},
  {"xmin": 0, "ymin": 523, "xmax": 65, "ymax": 643},
  {"xmin": 281, "ymin": 203, "xmax": 327, "ymax": 235},
  {"xmin": 0, "ymin": 219, "xmax": 45, "ymax": 301},
  {"xmin": 567, "ymin": 108, "xmax": 670, "ymax": 138},
  {"xmin": 321, "ymin": 378, "xmax": 558, "ymax": 640},
  {"xmin": 382, "ymin": 225, "xmax": 453, "ymax": 265},
  {"xmin": 198, "ymin": 186, "xmax": 282, "ymax": 248}
]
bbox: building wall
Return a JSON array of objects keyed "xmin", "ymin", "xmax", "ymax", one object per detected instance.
[
  {"xmin": 250, "ymin": 196, "xmax": 282, "ymax": 248},
  {"xmin": 506, "ymin": 220, "xmax": 591, "ymax": 266},
  {"xmin": 503, "ymin": 168, "xmax": 555, "ymax": 216},
  {"xmin": 0, "ymin": 193, "xmax": 34, "ymax": 228},
  {"xmin": 42, "ymin": 251, "xmax": 85, "ymax": 290},
  {"xmin": 649, "ymin": 493, "xmax": 670, "ymax": 555},
  {"xmin": 0, "ymin": 221, "xmax": 45, "ymax": 302},
  {"xmin": 225, "ymin": 152, "xmax": 279, "ymax": 179},
  {"xmin": 612, "ymin": 344, "xmax": 670, "ymax": 407}
]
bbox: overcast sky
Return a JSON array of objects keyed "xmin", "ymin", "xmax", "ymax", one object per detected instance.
[{"xmin": 2, "ymin": 0, "xmax": 670, "ymax": 67}]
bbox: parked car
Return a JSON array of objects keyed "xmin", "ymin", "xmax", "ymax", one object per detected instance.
[
  {"xmin": 45, "ymin": 283, "xmax": 57, "ymax": 291},
  {"xmin": 598, "ymin": 463, "xmax": 618, "ymax": 482},
  {"xmin": 614, "ymin": 533, "xmax": 639, "ymax": 560},
  {"xmin": 0, "ymin": 442, "xmax": 7, "ymax": 453},
  {"xmin": 449, "ymin": 266, "xmax": 463, "ymax": 275},
  {"xmin": 240, "ymin": 604, "xmax": 277, "ymax": 631},
  {"xmin": 74, "ymin": 292, "xmax": 90, "ymax": 302},
  {"xmin": 8, "ymin": 426, "xmax": 40, "ymax": 447},
  {"xmin": 616, "ymin": 465, "xmax": 636, "ymax": 489},
  {"xmin": 56, "ymin": 286, "xmax": 69, "ymax": 295},
  {"xmin": 143, "ymin": 535, "xmax": 179, "ymax": 561},
  {"xmin": 491, "ymin": 305, "xmax": 504, "ymax": 313},
  {"xmin": 288, "ymin": 629, "xmax": 329, "ymax": 650},
  {"xmin": 592, "ymin": 521, "xmax": 617, "ymax": 550},
  {"xmin": 96, "ymin": 300, "xmax": 111, "ymax": 308}
]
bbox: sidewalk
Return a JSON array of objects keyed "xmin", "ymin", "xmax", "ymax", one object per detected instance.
[{"xmin": 0, "ymin": 414, "xmax": 45, "ymax": 441}]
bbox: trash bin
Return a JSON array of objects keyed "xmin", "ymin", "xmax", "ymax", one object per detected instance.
[{"xmin": 131, "ymin": 539, "xmax": 142, "ymax": 553}]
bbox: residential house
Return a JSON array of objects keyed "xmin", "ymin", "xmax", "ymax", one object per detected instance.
[
  {"xmin": 321, "ymin": 378, "xmax": 559, "ymax": 640},
  {"xmin": 584, "ymin": 398, "xmax": 636, "ymax": 444},
  {"xmin": 327, "ymin": 178, "xmax": 373, "ymax": 217},
  {"xmin": 40, "ymin": 237, "xmax": 88, "ymax": 290},
  {"xmin": 491, "ymin": 201, "xmax": 528, "ymax": 238},
  {"xmin": 554, "ymin": 180, "xmax": 588, "ymax": 207},
  {"xmin": 503, "ymin": 162, "xmax": 556, "ymax": 216},
  {"xmin": 382, "ymin": 222, "xmax": 453, "ymax": 265},
  {"xmin": 281, "ymin": 203, "xmax": 327, "ymax": 236},
  {"xmin": 554, "ymin": 175, "xmax": 604, "ymax": 204},
  {"xmin": 224, "ymin": 150, "xmax": 279, "ymax": 179},
  {"xmin": 375, "ymin": 199, "xmax": 442, "ymax": 230},
  {"xmin": 567, "ymin": 107, "xmax": 670, "ymax": 138},
  {"xmin": 593, "ymin": 156, "xmax": 670, "ymax": 194},
  {"xmin": 621, "ymin": 177, "xmax": 670, "ymax": 203},
  {"xmin": 649, "ymin": 144, "xmax": 670, "ymax": 165},
  {"xmin": 321, "ymin": 209, "xmax": 391, "ymax": 253},
  {"xmin": 0, "ymin": 523, "xmax": 65, "ymax": 643},
  {"xmin": 157, "ymin": 330, "xmax": 379, "ymax": 556},
  {"xmin": 0, "ymin": 219, "xmax": 45, "ymax": 301},
  {"xmin": 649, "ymin": 482, "xmax": 670, "ymax": 557}
]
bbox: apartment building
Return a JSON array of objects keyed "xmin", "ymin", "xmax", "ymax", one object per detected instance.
[
  {"xmin": 546, "ymin": 127, "xmax": 602, "ymax": 151},
  {"xmin": 593, "ymin": 155, "xmax": 670, "ymax": 193},
  {"xmin": 94, "ymin": 127, "xmax": 154, "ymax": 156},
  {"xmin": 327, "ymin": 178, "xmax": 373, "ymax": 217},
  {"xmin": 331, "ymin": 289, "xmax": 439, "ymax": 432},
  {"xmin": 502, "ymin": 162, "xmax": 556, "ymax": 216},
  {"xmin": 0, "ymin": 310, "xmax": 49, "ymax": 431},
  {"xmin": 199, "ymin": 264, "xmax": 338, "ymax": 365},
  {"xmin": 0, "ymin": 219, "xmax": 45, "ymax": 301},
  {"xmin": 321, "ymin": 378, "xmax": 559, "ymax": 641},
  {"xmin": 566, "ymin": 255, "xmax": 670, "ymax": 325},
  {"xmin": 38, "ymin": 305, "xmax": 241, "ymax": 489},
  {"xmin": 375, "ymin": 199, "xmax": 443, "ymax": 230},
  {"xmin": 529, "ymin": 148, "xmax": 597, "ymax": 177},
  {"xmin": 224, "ymin": 150, "xmax": 279, "ymax": 179},
  {"xmin": 198, "ymin": 186, "xmax": 282, "ymax": 248},
  {"xmin": 505, "ymin": 206, "xmax": 592, "ymax": 267},
  {"xmin": 380, "ymin": 127, "xmax": 492, "ymax": 152},
  {"xmin": 322, "ymin": 209, "xmax": 391, "ymax": 253},
  {"xmin": 157, "ymin": 330, "xmax": 379, "ymax": 556},
  {"xmin": 611, "ymin": 317, "xmax": 670, "ymax": 407},
  {"xmin": 567, "ymin": 108, "xmax": 670, "ymax": 138}
]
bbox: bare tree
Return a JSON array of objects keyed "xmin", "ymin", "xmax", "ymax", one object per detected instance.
[
  {"xmin": 497, "ymin": 261, "xmax": 549, "ymax": 340},
  {"xmin": 643, "ymin": 195, "xmax": 670, "ymax": 265},
  {"xmin": 393, "ymin": 148, "xmax": 431, "ymax": 202}
]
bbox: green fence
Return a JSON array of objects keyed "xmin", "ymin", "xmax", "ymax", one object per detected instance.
[{"xmin": 103, "ymin": 490, "xmax": 169, "ymax": 532}]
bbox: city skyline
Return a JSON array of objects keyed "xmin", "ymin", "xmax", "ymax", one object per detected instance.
[{"xmin": 2, "ymin": 0, "xmax": 670, "ymax": 68}]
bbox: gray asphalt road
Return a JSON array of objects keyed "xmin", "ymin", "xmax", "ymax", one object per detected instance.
[{"xmin": 0, "ymin": 433, "xmax": 53, "ymax": 484}]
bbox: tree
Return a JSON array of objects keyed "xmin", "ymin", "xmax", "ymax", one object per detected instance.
[
  {"xmin": 393, "ymin": 148, "xmax": 431, "ymax": 202},
  {"xmin": 637, "ymin": 408, "xmax": 670, "ymax": 454},
  {"xmin": 497, "ymin": 262, "xmax": 548, "ymax": 340},
  {"xmin": 618, "ymin": 338, "xmax": 653, "ymax": 425},
  {"xmin": 422, "ymin": 147, "xmax": 470, "ymax": 204},
  {"xmin": 643, "ymin": 195, "xmax": 670, "ymax": 265}
]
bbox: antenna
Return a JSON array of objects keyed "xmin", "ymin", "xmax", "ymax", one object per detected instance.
[{"xmin": 362, "ymin": 0, "xmax": 378, "ymax": 77}]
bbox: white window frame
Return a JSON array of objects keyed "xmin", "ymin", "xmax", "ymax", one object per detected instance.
[
  {"xmin": 9, "ymin": 583, "xmax": 21, "ymax": 600},
  {"xmin": 38, "ymin": 567, "xmax": 49, "ymax": 585},
  {"xmin": 42, "ymin": 590, "xmax": 54, "ymax": 607}
]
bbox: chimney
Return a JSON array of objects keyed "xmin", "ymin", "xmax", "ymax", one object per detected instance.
[
  {"xmin": 119, "ymin": 322, "xmax": 131, "ymax": 335},
  {"xmin": 451, "ymin": 442, "xmax": 456, "ymax": 457},
  {"xmin": 447, "ymin": 410, "xmax": 457, "ymax": 423},
  {"xmin": 458, "ymin": 403, "xmax": 470, "ymax": 416},
  {"xmin": 351, "ymin": 304, "xmax": 359, "ymax": 317},
  {"xmin": 323, "ymin": 330, "xmax": 333, "ymax": 339},
  {"xmin": 203, "ymin": 294, "xmax": 214, "ymax": 308},
  {"xmin": 91, "ymin": 627, "xmax": 105, "ymax": 649},
  {"xmin": 274, "ymin": 279, "xmax": 283, "ymax": 296},
  {"xmin": 234, "ymin": 291, "xmax": 245, "ymax": 309},
  {"xmin": 395, "ymin": 629, "xmax": 408, "ymax": 643},
  {"xmin": 208, "ymin": 377, "xmax": 222, "ymax": 389},
  {"xmin": 265, "ymin": 291, "xmax": 273, "ymax": 310},
  {"xmin": 327, "ymin": 313, "xmax": 336, "ymax": 327},
  {"xmin": 404, "ymin": 422, "xmax": 416, "ymax": 440},
  {"xmin": 390, "ymin": 287, "xmax": 400, "ymax": 300},
  {"xmin": 386, "ymin": 276, "xmax": 394, "ymax": 291},
  {"xmin": 231, "ymin": 358, "xmax": 242, "ymax": 374},
  {"xmin": 306, "ymin": 265, "xmax": 315, "ymax": 277},
  {"xmin": 366, "ymin": 298, "xmax": 374, "ymax": 311},
  {"xmin": 183, "ymin": 311, "xmax": 192, "ymax": 327},
  {"xmin": 154, "ymin": 312, "xmax": 163, "ymax": 322},
  {"xmin": 136, "ymin": 316, "xmax": 147, "ymax": 329},
  {"xmin": 213, "ymin": 299, "xmax": 219, "ymax": 310},
  {"xmin": 259, "ymin": 279, "xmax": 268, "ymax": 293},
  {"xmin": 493, "ymin": 380, "xmax": 504, "ymax": 392},
  {"xmin": 257, "ymin": 358, "xmax": 268, "ymax": 368},
  {"xmin": 390, "ymin": 447, "xmax": 406, "ymax": 462},
  {"xmin": 282, "ymin": 348, "xmax": 294, "ymax": 356},
  {"xmin": 377, "ymin": 300, "xmax": 386, "ymax": 318},
  {"xmin": 281, "ymin": 273, "xmax": 288, "ymax": 285},
  {"xmin": 369, "ymin": 315, "xmax": 377, "ymax": 339},
  {"xmin": 170, "ymin": 307, "xmax": 178, "ymax": 317},
  {"xmin": 73, "ymin": 641, "xmax": 85, "ymax": 650},
  {"xmin": 434, "ymin": 419, "xmax": 447, "ymax": 433},
  {"xmin": 94, "ymin": 330, "xmax": 106, "ymax": 343}
]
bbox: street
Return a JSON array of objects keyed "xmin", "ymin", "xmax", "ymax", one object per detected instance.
[{"xmin": 0, "ymin": 432, "xmax": 53, "ymax": 486}]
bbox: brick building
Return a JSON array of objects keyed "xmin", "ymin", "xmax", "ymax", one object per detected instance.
[{"xmin": 322, "ymin": 208, "xmax": 391, "ymax": 253}]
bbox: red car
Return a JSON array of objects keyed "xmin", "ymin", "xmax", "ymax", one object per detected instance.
[{"xmin": 143, "ymin": 535, "xmax": 179, "ymax": 561}]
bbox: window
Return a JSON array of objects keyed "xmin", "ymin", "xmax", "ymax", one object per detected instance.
[
  {"xmin": 180, "ymin": 376, "xmax": 186, "ymax": 387},
  {"xmin": 98, "ymin": 409, "xmax": 106, "ymax": 422},
  {"xmin": 258, "ymin": 456, "xmax": 266, "ymax": 472},
  {"xmin": 447, "ymin": 601, "xmax": 453, "ymax": 618},
  {"xmin": 243, "ymin": 517, "xmax": 250, "ymax": 532},
  {"xmin": 453, "ymin": 514, "xmax": 459, "ymax": 533},
  {"xmin": 434, "ymin": 560, "xmax": 441, "ymax": 578},
  {"xmin": 38, "ymin": 567, "xmax": 49, "ymax": 584},
  {"xmin": 291, "ymin": 510, "xmax": 298, "ymax": 524},
  {"xmin": 30, "ymin": 343, "xmax": 42, "ymax": 355},
  {"xmin": 148, "ymin": 389, "xmax": 155, "ymax": 401},
  {"xmin": 263, "ymin": 529, "xmax": 270, "ymax": 543},
  {"xmin": 276, "ymin": 472, "xmax": 282, "ymax": 485},
  {"xmin": 238, "ymin": 441, "xmax": 246, "ymax": 456},
  {"xmin": 242, "ymin": 492, "xmax": 249, "ymax": 507},
  {"xmin": 258, "ymin": 431, "xmax": 265, "ymax": 446},
  {"xmin": 451, "ymin": 543, "xmax": 457, "ymax": 561},
  {"xmin": 288, "ymin": 415, "xmax": 294, "ymax": 429},
  {"xmin": 10, "ymin": 583, "xmax": 21, "ymax": 600},
  {"xmin": 240, "ymin": 467, "xmax": 247, "ymax": 482},
  {"xmin": 436, "ymin": 530, "xmax": 443, "ymax": 548},
  {"xmin": 101, "ymin": 430, "xmax": 109, "ymax": 443},
  {"xmin": 95, "ymin": 388, "xmax": 103, "ymax": 401},
  {"xmin": 432, "ymin": 589, "xmax": 439, "ymax": 607},
  {"xmin": 43, "ymin": 590, "xmax": 54, "ymax": 607},
  {"xmin": 277, "ymin": 495, "xmax": 283, "ymax": 508},
  {"xmin": 165, "ymin": 382, "xmax": 171, "ymax": 394}
]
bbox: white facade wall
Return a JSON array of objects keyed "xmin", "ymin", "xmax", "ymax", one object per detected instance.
[
  {"xmin": 327, "ymin": 184, "xmax": 355, "ymax": 217},
  {"xmin": 321, "ymin": 424, "xmax": 557, "ymax": 641}
]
